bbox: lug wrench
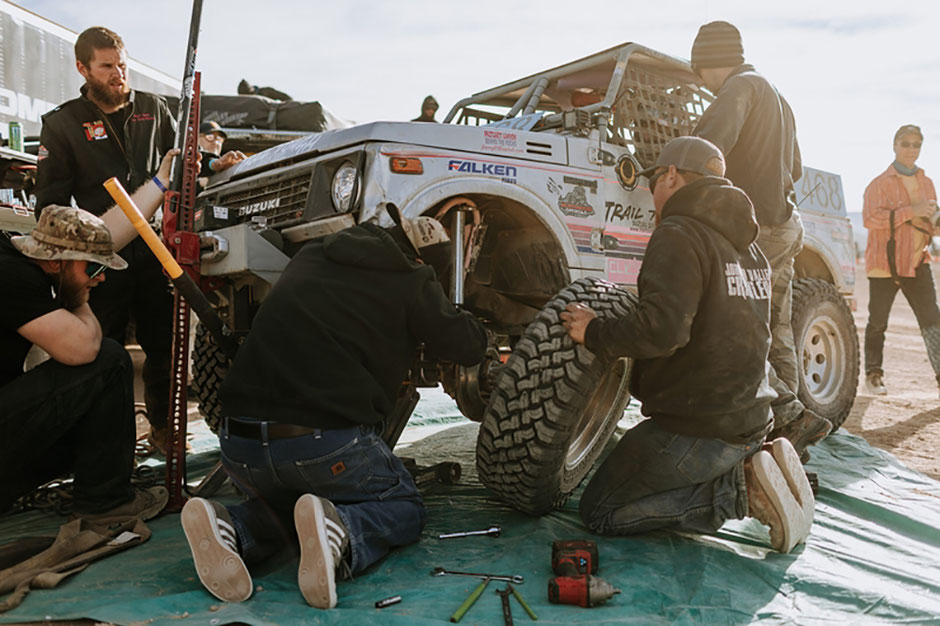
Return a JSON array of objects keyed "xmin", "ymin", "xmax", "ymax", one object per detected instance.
[
  {"xmin": 438, "ymin": 526, "xmax": 501, "ymax": 540},
  {"xmin": 431, "ymin": 567, "xmax": 524, "ymax": 584}
]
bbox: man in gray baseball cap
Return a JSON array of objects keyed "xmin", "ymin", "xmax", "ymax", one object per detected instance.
[
  {"xmin": 561, "ymin": 135, "xmax": 817, "ymax": 554},
  {"xmin": 1, "ymin": 205, "xmax": 167, "ymax": 523}
]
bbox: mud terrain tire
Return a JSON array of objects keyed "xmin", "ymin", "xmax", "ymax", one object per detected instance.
[
  {"xmin": 791, "ymin": 277, "xmax": 859, "ymax": 430},
  {"xmin": 191, "ymin": 323, "xmax": 229, "ymax": 434},
  {"xmin": 476, "ymin": 277, "xmax": 636, "ymax": 516}
]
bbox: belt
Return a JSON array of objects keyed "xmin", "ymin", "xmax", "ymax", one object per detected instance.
[{"xmin": 225, "ymin": 418, "xmax": 317, "ymax": 440}]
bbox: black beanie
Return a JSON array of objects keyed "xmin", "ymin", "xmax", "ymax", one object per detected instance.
[{"xmin": 691, "ymin": 21, "xmax": 744, "ymax": 71}]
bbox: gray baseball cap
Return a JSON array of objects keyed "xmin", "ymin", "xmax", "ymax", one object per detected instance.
[{"xmin": 639, "ymin": 136, "xmax": 726, "ymax": 179}]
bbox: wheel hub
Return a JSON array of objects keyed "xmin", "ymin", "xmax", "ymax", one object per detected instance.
[
  {"xmin": 565, "ymin": 358, "xmax": 630, "ymax": 473},
  {"xmin": 801, "ymin": 313, "xmax": 846, "ymax": 404}
]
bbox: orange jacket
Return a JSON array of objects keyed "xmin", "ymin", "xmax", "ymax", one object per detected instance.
[{"xmin": 863, "ymin": 165, "xmax": 937, "ymax": 278}]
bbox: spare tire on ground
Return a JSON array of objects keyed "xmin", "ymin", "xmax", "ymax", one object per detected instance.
[
  {"xmin": 791, "ymin": 277, "xmax": 859, "ymax": 431},
  {"xmin": 476, "ymin": 277, "xmax": 636, "ymax": 516}
]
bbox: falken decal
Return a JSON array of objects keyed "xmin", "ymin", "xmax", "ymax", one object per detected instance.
[
  {"xmin": 558, "ymin": 185, "xmax": 594, "ymax": 217},
  {"xmin": 82, "ymin": 120, "xmax": 107, "ymax": 141},
  {"xmin": 448, "ymin": 159, "xmax": 517, "ymax": 183}
]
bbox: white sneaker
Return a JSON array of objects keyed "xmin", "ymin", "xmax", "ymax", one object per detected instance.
[
  {"xmin": 295, "ymin": 494, "xmax": 349, "ymax": 609},
  {"xmin": 865, "ymin": 373, "xmax": 887, "ymax": 396},
  {"xmin": 181, "ymin": 498, "xmax": 252, "ymax": 603}
]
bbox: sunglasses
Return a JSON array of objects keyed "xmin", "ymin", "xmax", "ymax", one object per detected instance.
[
  {"xmin": 84, "ymin": 261, "xmax": 107, "ymax": 279},
  {"xmin": 647, "ymin": 168, "xmax": 666, "ymax": 194},
  {"xmin": 898, "ymin": 141, "xmax": 922, "ymax": 149}
]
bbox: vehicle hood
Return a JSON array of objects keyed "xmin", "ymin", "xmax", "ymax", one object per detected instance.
[
  {"xmin": 661, "ymin": 176, "xmax": 758, "ymax": 251},
  {"xmin": 210, "ymin": 121, "xmax": 567, "ymax": 185}
]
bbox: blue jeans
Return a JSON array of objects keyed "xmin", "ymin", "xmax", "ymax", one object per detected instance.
[
  {"xmin": 579, "ymin": 418, "xmax": 762, "ymax": 535},
  {"xmin": 219, "ymin": 422, "xmax": 426, "ymax": 574}
]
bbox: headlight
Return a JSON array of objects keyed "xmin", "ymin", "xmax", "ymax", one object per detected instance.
[{"xmin": 331, "ymin": 162, "xmax": 359, "ymax": 212}]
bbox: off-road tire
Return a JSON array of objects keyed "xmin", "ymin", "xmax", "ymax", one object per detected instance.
[
  {"xmin": 476, "ymin": 277, "xmax": 636, "ymax": 516},
  {"xmin": 191, "ymin": 323, "xmax": 229, "ymax": 434},
  {"xmin": 791, "ymin": 277, "xmax": 859, "ymax": 430}
]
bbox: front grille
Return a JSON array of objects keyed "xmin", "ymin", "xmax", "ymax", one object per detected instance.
[{"xmin": 218, "ymin": 171, "xmax": 312, "ymax": 228}]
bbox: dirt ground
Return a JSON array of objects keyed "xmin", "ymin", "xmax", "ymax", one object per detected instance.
[
  {"xmin": 131, "ymin": 260, "xmax": 940, "ymax": 480},
  {"xmin": 843, "ymin": 261, "xmax": 940, "ymax": 480}
]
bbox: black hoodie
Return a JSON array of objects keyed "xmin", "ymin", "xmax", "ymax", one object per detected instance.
[
  {"xmin": 221, "ymin": 223, "xmax": 487, "ymax": 429},
  {"xmin": 693, "ymin": 64, "xmax": 802, "ymax": 228},
  {"xmin": 584, "ymin": 177, "xmax": 775, "ymax": 441}
]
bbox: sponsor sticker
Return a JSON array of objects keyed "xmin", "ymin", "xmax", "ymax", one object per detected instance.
[
  {"xmin": 82, "ymin": 120, "xmax": 108, "ymax": 141},
  {"xmin": 558, "ymin": 185, "xmax": 594, "ymax": 217},
  {"xmin": 448, "ymin": 159, "xmax": 517, "ymax": 183},
  {"xmin": 482, "ymin": 129, "xmax": 518, "ymax": 152}
]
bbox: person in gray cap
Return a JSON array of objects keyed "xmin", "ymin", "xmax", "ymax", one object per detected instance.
[
  {"xmin": 561, "ymin": 136, "xmax": 816, "ymax": 553},
  {"xmin": 198, "ymin": 120, "xmax": 246, "ymax": 178},
  {"xmin": 0, "ymin": 205, "xmax": 168, "ymax": 522},
  {"xmin": 689, "ymin": 20, "xmax": 831, "ymax": 461}
]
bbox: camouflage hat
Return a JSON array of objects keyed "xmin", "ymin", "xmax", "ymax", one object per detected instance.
[
  {"xmin": 386, "ymin": 203, "xmax": 450, "ymax": 254},
  {"xmin": 12, "ymin": 205, "xmax": 128, "ymax": 270}
]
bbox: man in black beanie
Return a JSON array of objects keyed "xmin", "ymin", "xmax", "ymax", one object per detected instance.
[{"xmin": 690, "ymin": 21, "xmax": 832, "ymax": 460}]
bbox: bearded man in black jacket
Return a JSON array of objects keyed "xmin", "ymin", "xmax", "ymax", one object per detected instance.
[
  {"xmin": 562, "ymin": 137, "xmax": 816, "ymax": 554},
  {"xmin": 181, "ymin": 207, "xmax": 487, "ymax": 608},
  {"xmin": 35, "ymin": 26, "xmax": 177, "ymax": 452}
]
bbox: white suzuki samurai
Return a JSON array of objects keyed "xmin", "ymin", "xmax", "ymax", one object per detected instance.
[{"xmin": 192, "ymin": 42, "xmax": 858, "ymax": 515}]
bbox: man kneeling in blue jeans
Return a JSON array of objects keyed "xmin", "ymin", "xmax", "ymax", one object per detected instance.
[
  {"xmin": 182, "ymin": 205, "xmax": 487, "ymax": 608},
  {"xmin": 561, "ymin": 137, "xmax": 816, "ymax": 554}
]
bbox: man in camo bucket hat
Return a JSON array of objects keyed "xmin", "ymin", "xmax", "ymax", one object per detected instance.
[
  {"xmin": 12, "ymin": 205, "xmax": 128, "ymax": 270},
  {"xmin": 1, "ymin": 204, "xmax": 167, "ymax": 524}
]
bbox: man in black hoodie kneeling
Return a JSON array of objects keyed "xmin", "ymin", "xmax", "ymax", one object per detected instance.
[
  {"xmin": 180, "ymin": 207, "xmax": 487, "ymax": 607},
  {"xmin": 561, "ymin": 137, "xmax": 816, "ymax": 554}
]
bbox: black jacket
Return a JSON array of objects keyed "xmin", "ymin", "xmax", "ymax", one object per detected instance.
[
  {"xmin": 693, "ymin": 64, "xmax": 802, "ymax": 228},
  {"xmin": 584, "ymin": 177, "xmax": 775, "ymax": 441},
  {"xmin": 36, "ymin": 88, "xmax": 176, "ymax": 216},
  {"xmin": 221, "ymin": 223, "xmax": 488, "ymax": 429}
]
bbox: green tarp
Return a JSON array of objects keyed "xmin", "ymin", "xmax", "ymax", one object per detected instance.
[{"xmin": 1, "ymin": 389, "xmax": 939, "ymax": 624}]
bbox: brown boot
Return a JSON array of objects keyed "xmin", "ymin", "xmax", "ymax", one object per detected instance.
[
  {"xmin": 744, "ymin": 451, "xmax": 805, "ymax": 553},
  {"xmin": 73, "ymin": 486, "xmax": 168, "ymax": 527}
]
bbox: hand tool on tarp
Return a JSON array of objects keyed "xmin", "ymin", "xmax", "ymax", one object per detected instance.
[
  {"xmin": 496, "ymin": 583, "xmax": 538, "ymax": 624},
  {"xmin": 438, "ymin": 526, "xmax": 501, "ymax": 539},
  {"xmin": 449, "ymin": 576, "xmax": 490, "ymax": 623},
  {"xmin": 431, "ymin": 567, "xmax": 524, "ymax": 584}
]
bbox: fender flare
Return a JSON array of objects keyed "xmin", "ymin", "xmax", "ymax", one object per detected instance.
[{"xmin": 397, "ymin": 177, "xmax": 582, "ymax": 273}]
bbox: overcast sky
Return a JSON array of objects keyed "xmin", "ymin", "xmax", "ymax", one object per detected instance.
[{"xmin": 16, "ymin": 0, "xmax": 940, "ymax": 213}]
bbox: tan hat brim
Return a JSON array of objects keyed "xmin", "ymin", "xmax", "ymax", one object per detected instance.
[{"xmin": 11, "ymin": 235, "xmax": 128, "ymax": 270}]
